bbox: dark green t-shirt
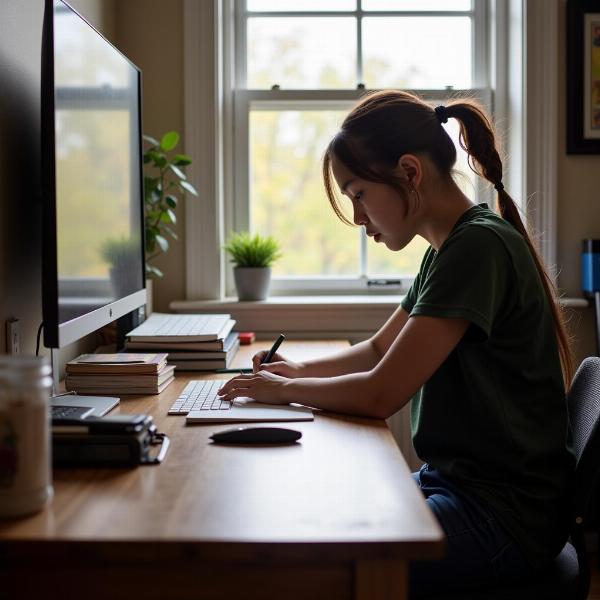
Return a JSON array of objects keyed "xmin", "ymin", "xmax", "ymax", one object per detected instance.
[{"xmin": 401, "ymin": 203, "xmax": 575, "ymax": 567}]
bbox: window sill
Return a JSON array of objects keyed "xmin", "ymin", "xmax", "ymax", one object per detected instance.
[
  {"xmin": 169, "ymin": 296, "xmax": 589, "ymax": 339},
  {"xmin": 170, "ymin": 295, "xmax": 403, "ymax": 339}
]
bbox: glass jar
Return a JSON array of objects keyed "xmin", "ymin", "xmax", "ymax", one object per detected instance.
[{"xmin": 0, "ymin": 355, "xmax": 53, "ymax": 517}]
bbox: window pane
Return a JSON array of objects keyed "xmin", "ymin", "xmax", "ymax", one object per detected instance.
[
  {"xmin": 363, "ymin": 17, "xmax": 471, "ymax": 89},
  {"xmin": 247, "ymin": 18, "xmax": 356, "ymax": 89},
  {"xmin": 367, "ymin": 118, "xmax": 478, "ymax": 276},
  {"xmin": 250, "ymin": 110, "xmax": 359, "ymax": 276},
  {"xmin": 248, "ymin": 0, "xmax": 355, "ymax": 11},
  {"xmin": 363, "ymin": 0, "xmax": 471, "ymax": 10}
]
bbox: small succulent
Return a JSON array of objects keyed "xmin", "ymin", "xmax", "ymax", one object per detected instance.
[
  {"xmin": 223, "ymin": 231, "xmax": 282, "ymax": 268},
  {"xmin": 99, "ymin": 236, "xmax": 140, "ymax": 269}
]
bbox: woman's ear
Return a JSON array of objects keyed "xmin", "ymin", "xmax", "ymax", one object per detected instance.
[{"xmin": 395, "ymin": 154, "xmax": 423, "ymax": 188}]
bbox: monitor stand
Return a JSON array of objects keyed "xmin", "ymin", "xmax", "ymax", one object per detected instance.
[{"xmin": 49, "ymin": 349, "xmax": 119, "ymax": 417}]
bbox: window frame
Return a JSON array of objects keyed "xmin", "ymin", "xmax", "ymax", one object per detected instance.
[
  {"xmin": 181, "ymin": 0, "xmax": 559, "ymax": 302},
  {"xmin": 230, "ymin": 0, "xmax": 492, "ymax": 296}
]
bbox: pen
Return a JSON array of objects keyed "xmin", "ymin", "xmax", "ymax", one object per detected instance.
[{"xmin": 261, "ymin": 334, "xmax": 285, "ymax": 364}]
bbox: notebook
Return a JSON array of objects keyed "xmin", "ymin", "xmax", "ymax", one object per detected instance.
[{"xmin": 126, "ymin": 313, "xmax": 234, "ymax": 343}]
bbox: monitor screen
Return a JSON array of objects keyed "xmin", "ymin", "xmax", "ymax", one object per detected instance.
[{"xmin": 42, "ymin": 0, "xmax": 146, "ymax": 348}]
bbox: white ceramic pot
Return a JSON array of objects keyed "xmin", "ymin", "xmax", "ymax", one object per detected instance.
[{"xmin": 233, "ymin": 267, "xmax": 271, "ymax": 301}]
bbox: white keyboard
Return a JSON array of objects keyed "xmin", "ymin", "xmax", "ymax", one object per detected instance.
[
  {"xmin": 169, "ymin": 380, "xmax": 232, "ymax": 415},
  {"xmin": 149, "ymin": 314, "xmax": 225, "ymax": 336}
]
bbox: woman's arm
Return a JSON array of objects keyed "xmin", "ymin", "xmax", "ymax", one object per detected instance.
[
  {"xmin": 219, "ymin": 314, "xmax": 469, "ymax": 418},
  {"xmin": 260, "ymin": 305, "xmax": 411, "ymax": 378}
]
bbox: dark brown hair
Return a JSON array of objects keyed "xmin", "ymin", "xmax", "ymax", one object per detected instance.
[{"xmin": 323, "ymin": 90, "xmax": 574, "ymax": 386}]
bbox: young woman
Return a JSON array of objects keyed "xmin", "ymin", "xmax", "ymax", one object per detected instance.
[{"xmin": 217, "ymin": 90, "xmax": 575, "ymax": 596}]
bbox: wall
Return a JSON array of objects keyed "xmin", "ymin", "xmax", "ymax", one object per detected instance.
[
  {"xmin": 0, "ymin": 0, "xmax": 44, "ymax": 357},
  {"xmin": 557, "ymin": 0, "xmax": 600, "ymax": 364},
  {"xmin": 0, "ymin": 0, "xmax": 115, "ymax": 363},
  {"xmin": 113, "ymin": 0, "xmax": 186, "ymax": 314}
]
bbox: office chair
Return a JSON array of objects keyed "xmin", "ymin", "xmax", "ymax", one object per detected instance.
[{"xmin": 421, "ymin": 356, "xmax": 600, "ymax": 600}]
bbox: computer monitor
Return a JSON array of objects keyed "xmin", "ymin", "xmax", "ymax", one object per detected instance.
[{"xmin": 41, "ymin": 0, "xmax": 146, "ymax": 351}]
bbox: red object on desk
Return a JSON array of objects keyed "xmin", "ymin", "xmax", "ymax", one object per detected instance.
[{"xmin": 238, "ymin": 332, "xmax": 256, "ymax": 345}]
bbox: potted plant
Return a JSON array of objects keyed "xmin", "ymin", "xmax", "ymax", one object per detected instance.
[
  {"xmin": 223, "ymin": 231, "xmax": 282, "ymax": 301},
  {"xmin": 143, "ymin": 131, "xmax": 199, "ymax": 277},
  {"xmin": 143, "ymin": 131, "xmax": 198, "ymax": 312},
  {"xmin": 99, "ymin": 236, "xmax": 142, "ymax": 298}
]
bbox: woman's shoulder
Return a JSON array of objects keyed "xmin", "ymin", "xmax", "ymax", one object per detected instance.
[{"xmin": 448, "ymin": 206, "xmax": 525, "ymax": 255}]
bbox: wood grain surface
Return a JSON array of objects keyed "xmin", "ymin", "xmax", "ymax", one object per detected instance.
[{"xmin": 0, "ymin": 341, "xmax": 444, "ymax": 599}]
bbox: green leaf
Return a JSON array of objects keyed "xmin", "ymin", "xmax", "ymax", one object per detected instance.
[
  {"xmin": 223, "ymin": 231, "xmax": 282, "ymax": 267},
  {"xmin": 144, "ymin": 176, "xmax": 158, "ymax": 189},
  {"xmin": 145, "ymin": 263, "xmax": 163, "ymax": 278},
  {"xmin": 165, "ymin": 195, "xmax": 177, "ymax": 209},
  {"xmin": 145, "ymin": 210, "xmax": 162, "ymax": 221},
  {"xmin": 167, "ymin": 208, "xmax": 176, "ymax": 224},
  {"xmin": 163, "ymin": 226, "xmax": 178, "ymax": 240},
  {"xmin": 143, "ymin": 154, "xmax": 151, "ymax": 164},
  {"xmin": 180, "ymin": 180, "xmax": 198, "ymax": 196},
  {"xmin": 155, "ymin": 234, "xmax": 169, "ymax": 252},
  {"xmin": 168, "ymin": 164, "xmax": 187, "ymax": 180},
  {"xmin": 143, "ymin": 134, "xmax": 160, "ymax": 147},
  {"xmin": 147, "ymin": 150, "xmax": 167, "ymax": 168},
  {"xmin": 160, "ymin": 131, "xmax": 179, "ymax": 152},
  {"xmin": 173, "ymin": 154, "xmax": 192, "ymax": 166}
]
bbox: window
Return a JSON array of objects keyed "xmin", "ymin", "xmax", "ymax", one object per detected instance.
[{"xmin": 230, "ymin": 0, "xmax": 492, "ymax": 295}]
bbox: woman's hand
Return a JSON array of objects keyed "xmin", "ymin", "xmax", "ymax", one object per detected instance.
[
  {"xmin": 217, "ymin": 370, "xmax": 292, "ymax": 405},
  {"xmin": 252, "ymin": 351, "xmax": 305, "ymax": 378}
]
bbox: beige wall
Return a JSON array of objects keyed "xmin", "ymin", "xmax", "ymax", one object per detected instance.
[
  {"xmin": 71, "ymin": 0, "xmax": 116, "ymax": 37},
  {"xmin": 557, "ymin": 1, "xmax": 600, "ymax": 364},
  {"xmin": 113, "ymin": 0, "xmax": 186, "ymax": 314},
  {"xmin": 0, "ymin": 0, "xmax": 114, "ymax": 364},
  {"xmin": 0, "ymin": 0, "xmax": 45, "ymax": 357}
]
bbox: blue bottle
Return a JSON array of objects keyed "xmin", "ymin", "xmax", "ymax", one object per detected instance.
[
  {"xmin": 582, "ymin": 239, "xmax": 600, "ymax": 298},
  {"xmin": 582, "ymin": 239, "xmax": 600, "ymax": 356}
]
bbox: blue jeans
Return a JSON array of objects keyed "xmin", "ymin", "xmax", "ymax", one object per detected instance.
[{"xmin": 409, "ymin": 464, "xmax": 533, "ymax": 598}]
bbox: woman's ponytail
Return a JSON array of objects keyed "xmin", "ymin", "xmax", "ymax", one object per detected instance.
[
  {"xmin": 445, "ymin": 100, "xmax": 574, "ymax": 387},
  {"xmin": 324, "ymin": 90, "xmax": 573, "ymax": 386}
]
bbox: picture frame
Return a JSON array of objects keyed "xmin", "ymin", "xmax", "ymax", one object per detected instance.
[{"xmin": 567, "ymin": 0, "xmax": 600, "ymax": 154}]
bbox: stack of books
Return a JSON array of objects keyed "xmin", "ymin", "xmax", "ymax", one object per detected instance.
[
  {"xmin": 124, "ymin": 312, "xmax": 240, "ymax": 371},
  {"xmin": 65, "ymin": 353, "xmax": 175, "ymax": 395}
]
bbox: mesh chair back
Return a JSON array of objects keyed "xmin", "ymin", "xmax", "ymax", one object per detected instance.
[
  {"xmin": 567, "ymin": 357, "xmax": 600, "ymax": 600},
  {"xmin": 568, "ymin": 357, "xmax": 600, "ymax": 465}
]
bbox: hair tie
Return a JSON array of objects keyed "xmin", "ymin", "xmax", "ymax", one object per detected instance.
[
  {"xmin": 434, "ymin": 105, "xmax": 448, "ymax": 124},
  {"xmin": 494, "ymin": 181, "xmax": 505, "ymax": 192}
]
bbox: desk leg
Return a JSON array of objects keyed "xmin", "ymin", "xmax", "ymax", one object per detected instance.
[{"xmin": 354, "ymin": 558, "xmax": 408, "ymax": 600}]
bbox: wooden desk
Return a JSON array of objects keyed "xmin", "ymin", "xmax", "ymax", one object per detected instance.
[{"xmin": 0, "ymin": 341, "xmax": 443, "ymax": 599}]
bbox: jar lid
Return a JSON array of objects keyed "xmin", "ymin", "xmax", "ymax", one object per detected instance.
[{"xmin": 0, "ymin": 355, "xmax": 51, "ymax": 378}]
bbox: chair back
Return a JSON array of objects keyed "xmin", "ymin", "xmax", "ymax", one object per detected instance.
[
  {"xmin": 569, "ymin": 357, "xmax": 600, "ymax": 461},
  {"xmin": 566, "ymin": 356, "xmax": 600, "ymax": 600}
]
